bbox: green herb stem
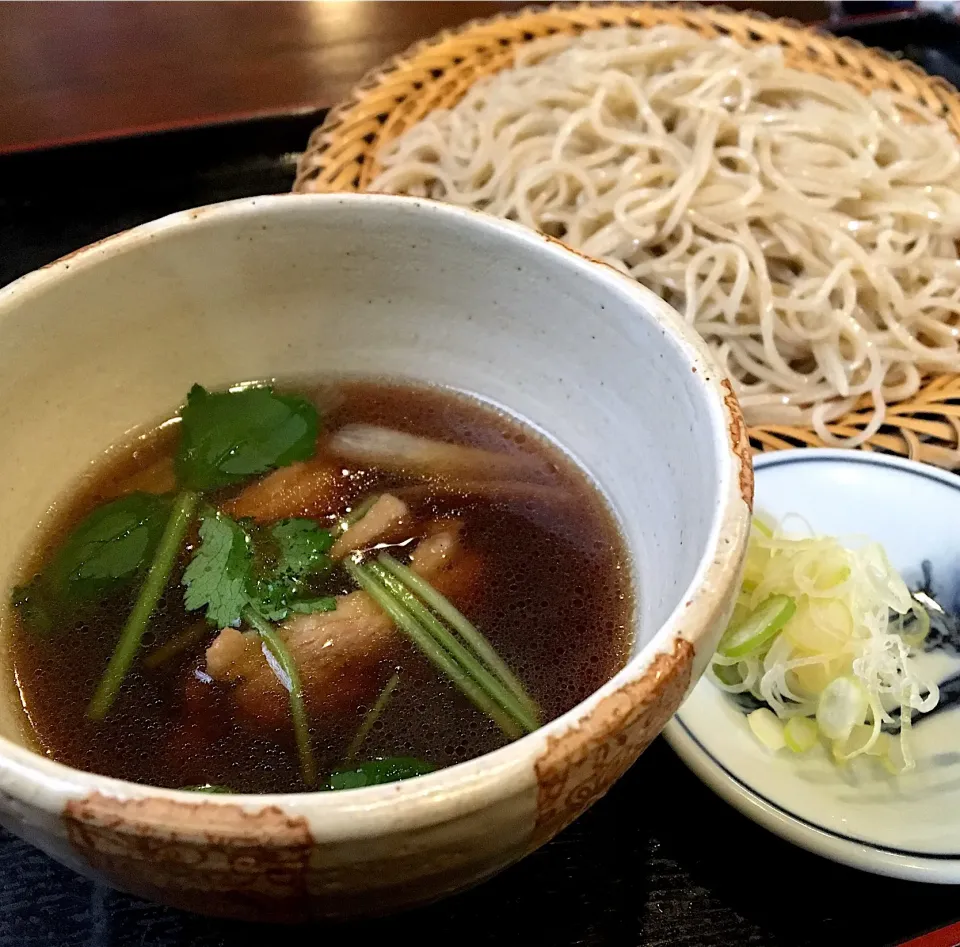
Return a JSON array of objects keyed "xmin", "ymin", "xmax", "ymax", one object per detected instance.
[
  {"xmin": 143, "ymin": 621, "xmax": 212, "ymax": 670},
  {"xmin": 87, "ymin": 489, "xmax": 199, "ymax": 720},
  {"xmin": 377, "ymin": 553, "xmax": 541, "ymax": 726},
  {"xmin": 369, "ymin": 564, "xmax": 537, "ymax": 733},
  {"xmin": 243, "ymin": 605, "xmax": 317, "ymax": 788},
  {"xmin": 345, "ymin": 561, "xmax": 524, "ymax": 739},
  {"xmin": 345, "ymin": 671, "xmax": 400, "ymax": 761}
]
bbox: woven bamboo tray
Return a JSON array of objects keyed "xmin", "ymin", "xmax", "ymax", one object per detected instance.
[{"xmin": 294, "ymin": 2, "xmax": 960, "ymax": 469}]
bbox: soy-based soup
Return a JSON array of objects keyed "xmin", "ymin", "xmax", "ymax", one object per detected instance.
[{"xmin": 8, "ymin": 381, "xmax": 632, "ymax": 793}]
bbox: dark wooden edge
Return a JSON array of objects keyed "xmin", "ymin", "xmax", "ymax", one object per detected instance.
[{"xmin": 0, "ymin": 107, "xmax": 328, "ymax": 203}]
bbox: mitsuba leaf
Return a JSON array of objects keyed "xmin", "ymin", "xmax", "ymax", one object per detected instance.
[
  {"xmin": 12, "ymin": 492, "xmax": 170, "ymax": 635},
  {"xmin": 261, "ymin": 520, "xmax": 334, "ymax": 619},
  {"xmin": 183, "ymin": 510, "xmax": 337, "ymax": 627},
  {"xmin": 175, "ymin": 384, "xmax": 319, "ymax": 491},
  {"xmin": 47, "ymin": 492, "xmax": 171, "ymax": 604},
  {"xmin": 251, "ymin": 580, "xmax": 336, "ymax": 623},
  {"xmin": 328, "ymin": 757, "xmax": 436, "ymax": 790},
  {"xmin": 251, "ymin": 577, "xmax": 296, "ymax": 623},
  {"xmin": 271, "ymin": 519, "xmax": 333, "ymax": 578},
  {"xmin": 287, "ymin": 597, "xmax": 337, "ymax": 615},
  {"xmin": 182, "ymin": 510, "xmax": 252, "ymax": 628}
]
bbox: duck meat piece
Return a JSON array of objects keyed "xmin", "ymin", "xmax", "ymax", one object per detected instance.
[
  {"xmin": 206, "ymin": 591, "xmax": 397, "ymax": 729},
  {"xmin": 223, "ymin": 458, "xmax": 357, "ymax": 523},
  {"xmin": 410, "ymin": 521, "xmax": 483, "ymax": 603},
  {"xmin": 329, "ymin": 493, "xmax": 412, "ymax": 559},
  {"xmin": 205, "ymin": 526, "xmax": 480, "ymax": 730}
]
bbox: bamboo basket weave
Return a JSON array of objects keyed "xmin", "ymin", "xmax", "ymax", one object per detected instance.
[{"xmin": 294, "ymin": 2, "xmax": 960, "ymax": 469}]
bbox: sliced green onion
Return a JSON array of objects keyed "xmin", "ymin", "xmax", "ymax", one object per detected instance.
[
  {"xmin": 376, "ymin": 553, "xmax": 541, "ymax": 726},
  {"xmin": 728, "ymin": 601, "xmax": 752, "ymax": 629},
  {"xmin": 831, "ymin": 721, "xmax": 879, "ymax": 763},
  {"xmin": 816, "ymin": 675, "xmax": 868, "ymax": 742},
  {"xmin": 747, "ymin": 708, "xmax": 785, "ymax": 750},
  {"xmin": 243, "ymin": 605, "xmax": 317, "ymax": 787},
  {"xmin": 368, "ymin": 563, "xmax": 538, "ymax": 733},
  {"xmin": 719, "ymin": 594, "xmax": 797, "ymax": 658},
  {"xmin": 345, "ymin": 560, "xmax": 525, "ymax": 739},
  {"xmin": 345, "ymin": 672, "xmax": 400, "ymax": 761},
  {"xmin": 712, "ymin": 661, "xmax": 743, "ymax": 687},
  {"xmin": 717, "ymin": 512, "xmax": 940, "ymax": 773},
  {"xmin": 818, "ymin": 565, "xmax": 851, "ymax": 591},
  {"xmin": 783, "ymin": 715, "xmax": 819, "ymax": 753}
]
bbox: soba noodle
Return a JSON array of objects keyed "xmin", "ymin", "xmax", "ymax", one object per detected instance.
[{"xmin": 372, "ymin": 27, "xmax": 960, "ymax": 445}]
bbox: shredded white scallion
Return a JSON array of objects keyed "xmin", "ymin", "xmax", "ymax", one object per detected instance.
[{"xmin": 712, "ymin": 516, "xmax": 939, "ymax": 772}]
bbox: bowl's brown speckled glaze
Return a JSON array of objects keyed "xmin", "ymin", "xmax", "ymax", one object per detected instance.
[{"xmin": 0, "ymin": 195, "xmax": 751, "ymax": 919}]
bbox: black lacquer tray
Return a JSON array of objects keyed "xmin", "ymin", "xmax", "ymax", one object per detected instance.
[{"xmin": 0, "ymin": 96, "xmax": 958, "ymax": 947}]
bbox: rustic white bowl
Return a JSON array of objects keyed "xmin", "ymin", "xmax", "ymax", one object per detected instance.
[{"xmin": 0, "ymin": 194, "xmax": 750, "ymax": 919}]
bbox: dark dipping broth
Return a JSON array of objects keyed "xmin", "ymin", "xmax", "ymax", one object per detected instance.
[{"xmin": 9, "ymin": 381, "xmax": 632, "ymax": 794}]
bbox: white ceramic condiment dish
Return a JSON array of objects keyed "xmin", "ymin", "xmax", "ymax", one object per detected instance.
[
  {"xmin": 665, "ymin": 448, "xmax": 960, "ymax": 883},
  {"xmin": 0, "ymin": 193, "xmax": 751, "ymax": 919}
]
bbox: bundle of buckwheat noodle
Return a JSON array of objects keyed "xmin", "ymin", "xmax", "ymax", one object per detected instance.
[{"xmin": 372, "ymin": 26, "xmax": 960, "ymax": 446}]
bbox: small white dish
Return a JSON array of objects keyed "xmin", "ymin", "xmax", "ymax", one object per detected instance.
[{"xmin": 664, "ymin": 448, "xmax": 960, "ymax": 883}]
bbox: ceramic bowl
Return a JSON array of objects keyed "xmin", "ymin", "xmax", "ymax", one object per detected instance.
[
  {"xmin": 666, "ymin": 450, "xmax": 960, "ymax": 882},
  {"xmin": 0, "ymin": 193, "xmax": 751, "ymax": 919}
]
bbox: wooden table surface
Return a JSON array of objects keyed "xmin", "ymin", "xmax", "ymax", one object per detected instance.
[{"xmin": 0, "ymin": 0, "xmax": 826, "ymax": 154}]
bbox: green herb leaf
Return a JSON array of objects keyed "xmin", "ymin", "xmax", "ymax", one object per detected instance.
[
  {"xmin": 45, "ymin": 493, "xmax": 171, "ymax": 604},
  {"xmin": 254, "ymin": 576, "xmax": 318, "ymax": 623},
  {"xmin": 288, "ymin": 596, "xmax": 337, "ymax": 615},
  {"xmin": 184, "ymin": 511, "xmax": 338, "ymax": 626},
  {"xmin": 328, "ymin": 757, "xmax": 436, "ymax": 791},
  {"xmin": 250, "ymin": 581, "xmax": 337, "ymax": 622},
  {"xmin": 175, "ymin": 384, "xmax": 319, "ymax": 491},
  {"xmin": 250, "ymin": 577, "xmax": 291, "ymax": 623},
  {"xmin": 272, "ymin": 519, "xmax": 334, "ymax": 578},
  {"xmin": 182, "ymin": 510, "xmax": 252, "ymax": 627}
]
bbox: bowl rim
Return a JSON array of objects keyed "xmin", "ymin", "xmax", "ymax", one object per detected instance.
[{"xmin": 0, "ymin": 192, "xmax": 751, "ymax": 834}]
